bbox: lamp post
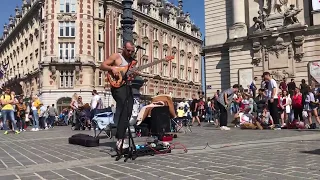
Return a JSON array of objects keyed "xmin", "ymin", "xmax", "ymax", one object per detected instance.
[{"xmin": 121, "ymin": 0, "xmax": 135, "ymax": 44}]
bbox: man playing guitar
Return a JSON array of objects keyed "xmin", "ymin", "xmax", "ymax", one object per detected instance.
[
  {"xmin": 99, "ymin": 41, "xmax": 136, "ymax": 150},
  {"xmin": 217, "ymin": 84, "xmax": 239, "ymax": 130}
]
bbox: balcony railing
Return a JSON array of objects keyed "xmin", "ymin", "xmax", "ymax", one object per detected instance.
[{"xmin": 50, "ymin": 57, "xmax": 81, "ymax": 64}]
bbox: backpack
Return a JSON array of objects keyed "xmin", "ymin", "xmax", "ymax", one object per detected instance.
[{"xmin": 198, "ymin": 100, "xmax": 205, "ymax": 110}]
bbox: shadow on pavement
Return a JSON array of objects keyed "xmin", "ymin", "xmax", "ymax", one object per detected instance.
[{"xmin": 300, "ymin": 149, "xmax": 320, "ymax": 155}]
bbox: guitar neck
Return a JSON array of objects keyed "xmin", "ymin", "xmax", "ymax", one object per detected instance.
[{"xmin": 132, "ymin": 58, "xmax": 167, "ymax": 71}]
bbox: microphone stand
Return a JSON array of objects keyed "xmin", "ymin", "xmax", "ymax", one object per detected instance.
[{"xmin": 112, "ymin": 47, "xmax": 141, "ymax": 162}]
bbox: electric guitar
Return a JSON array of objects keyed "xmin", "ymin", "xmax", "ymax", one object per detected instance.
[{"xmin": 105, "ymin": 55, "xmax": 174, "ymax": 88}]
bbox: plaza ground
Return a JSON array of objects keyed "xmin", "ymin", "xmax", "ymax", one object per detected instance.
[{"xmin": 0, "ymin": 125, "xmax": 320, "ymax": 179}]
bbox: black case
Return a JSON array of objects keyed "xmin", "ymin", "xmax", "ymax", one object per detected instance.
[
  {"xmin": 68, "ymin": 134, "xmax": 100, "ymax": 147},
  {"xmin": 150, "ymin": 106, "xmax": 171, "ymax": 135}
]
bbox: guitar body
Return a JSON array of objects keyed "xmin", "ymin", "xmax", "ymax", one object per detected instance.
[
  {"xmin": 106, "ymin": 61, "xmax": 137, "ymax": 88},
  {"xmin": 105, "ymin": 55, "xmax": 174, "ymax": 88}
]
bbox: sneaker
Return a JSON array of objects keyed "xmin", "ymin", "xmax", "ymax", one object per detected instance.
[
  {"xmin": 34, "ymin": 128, "xmax": 39, "ymax": 131},
  {"xmin": 15, "ymin": 130, "xmax": 20, "ymax": 134},
  {"xmin": 45, "ymin": 127, "xmax": 48, "ymax": 130},
  {"xmin": 22, "ymin": 129, "xmax": 26, "ymax": 132},
  {"xmin": 30, "ymin": 128, "xmax": 35, "ymax": 131},
  {"xmin": 220, "ymin": 126, "xmax": 230, "ymax": 130},
  {"xmin": 116, "ymin": 140, "xmax": 129, "ymax": 150},
  {"xmin": 3, "ymin": 131, "xmax": 8, "ymax": 135}
]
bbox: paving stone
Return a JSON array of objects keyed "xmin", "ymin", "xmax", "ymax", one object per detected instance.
[
  {"xmin": 0, "ymin": 175, "xmax": 18, "ymax": 180},
  {"xmin": 19, "ymin": 176, "xmax": 42, "ymax": 180},
  {"xmin": 0, "ymin": 126, "xmax": 320, "ymax": 179}
]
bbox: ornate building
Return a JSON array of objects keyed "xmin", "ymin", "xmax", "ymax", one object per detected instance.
[
  {"xmin": 0, "ymin": 0, "xmax": 202, "ymax": 111},
  {"xmin": 204, "ymin": 0, "xmax": 320, "ymax": 97}
]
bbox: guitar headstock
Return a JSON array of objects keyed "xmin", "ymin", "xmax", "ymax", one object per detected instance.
[{"xmin": 164, "ymin": 55, "xmax": 174, "ymax": 62}]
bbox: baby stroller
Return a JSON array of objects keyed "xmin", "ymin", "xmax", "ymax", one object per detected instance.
[{"xmin": 72, "ymin": 104, "xmax": 92, "ymax": 130}]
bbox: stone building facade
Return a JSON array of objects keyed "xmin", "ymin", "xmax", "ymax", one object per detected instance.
[
  {"xmin": 0, "ymin": 0, "xmax": 202, "ymax": 112},
  {"xmin": 204, "ymin": 0, "xmax": 320, "ymax": 97}
]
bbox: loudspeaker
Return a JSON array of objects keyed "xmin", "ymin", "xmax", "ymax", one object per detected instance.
[{"xmin": 150, "ymin": 106, "xmax": 171, "ymax": 135}]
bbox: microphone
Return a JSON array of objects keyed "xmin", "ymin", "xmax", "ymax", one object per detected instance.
[{"xmin": 136, "ymin": 45, "xmax": 146, "ymax": 50}]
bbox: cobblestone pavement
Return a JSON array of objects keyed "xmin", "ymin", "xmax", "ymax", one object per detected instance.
[{"xmin": 0, "ymin": 124, "xmax": 320, "ymax": 179}]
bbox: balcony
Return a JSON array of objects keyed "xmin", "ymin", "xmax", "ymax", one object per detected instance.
[{"xmin": 50, "ymin": 57, "xmax": 81, "ymax": 66}]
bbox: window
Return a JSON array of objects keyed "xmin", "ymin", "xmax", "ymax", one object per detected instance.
[
  {"xmin": 163, "ymin": 32, "xmax": 168, "ymax": 44},
  {"xmin": 60, "ymin": 0, "xmax": 76, "ymax": 13},
  {"xmin": 188, "ymin": 57, "xmax": 192, "ymax": 67},
  {"xmin": 172, "ymin": 67, "xmax": 176, "ymax": 78},
  {"xmin": 134, "ymin": 22, "xmax": 138, "ymax": 34},
  {"xmin": 153, "ymin": 46, "xmax": 158, "ymax": 58},
  {"xmin": 142, "ymin": 43, "xmax": 149, "ymax": 56},
  {"xmin": 179, "ymin": 54, "xmax": 184, "ymax": 66},
  {"xmin": 153, "ymin": 28, "xmax": 158, "ymax": 40},
  {"xmin": 98, "ymin": 71, "xmax": 103, "ymax": 86},
  {"xmin": 180, "ymin": 68, "xmax": 184, "ymax": 79},
  {"xmin": 195, "ymin": 59, "xmax": 199, "ymax": 69},
  {"xmin": 162, "ymin": 16, "xmax": 168, "ymax": 24},
  {"xmin": 98, "ymin": 46, "xmax": 104, "ymax": 62},
  {"xmin": 142, "ymin": 59, "xmax": 148, "ymax": 73},
  {"xmin": 59, "ymin": 22, "xmax": 75, "ymax": 37},
  {"xmin": 117, "ymin": 14, "xmax": 122, "ymax": 28},
  {"xmin": 172, "ymin": 35, "xmax": 176, "ymax": 47},
  {"xmin": 98, "ymin": 3, "xmax": 104, "ymax": 18},
  {"xmin": 140, "ymin": 5, "xmax": 149, "ymax": 14},
  {"xmin": 194, "ymin": 45, "xmax": 199, "ymax": 54},
  {"xmin": 179, "ymin": 39, "xmax": 184, "ymax": 49},
  {"xmin": 59, "ymin": 42, "xmax": 75, "ymax": 61},
  {"xmin": 142, "ymin": 24, "xmax": 148, "ymax": 37},
  {"xmin": 153, "ymin": 64, "xmax": 158, "ymax": 74},
  {"xmin": 117, "ymin": 34, "xmax": 123, "ymax": 48},
  {"xmin": 98, "ymin": 26, "xmax": 103, "ymax": 41},
  {"xmin": 188, "ymin": 42, "xmax": 191, "ymax": 52},
  {"xmin": 60, "ymin": 70, "xmax": 74, "ymax": 88},
  {"xmin": 163, "ymin": 49, "xmax": 167, "ymax": 58},
  {"xmin": 173, "ymin": 52, "xmax": 177, "ymax": 63},
  {"xmin": 188, "ymin": 70, "xmax": 191, "ymax": 81},
  {"xmin": 163, "ymin": 64, "xmax": 168, "ymax": 76},
  {"xmin": 195, "ymin": 72, "xmax": 199, "ymax": 82},
  {"xmin": 143, "ymin": 84, "xmax": 148, "ymax": 95}
]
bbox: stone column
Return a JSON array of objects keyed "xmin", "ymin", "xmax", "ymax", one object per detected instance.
[{"xmin": 229, "ymin": 0, "xmax": 247, "ymax": 39}]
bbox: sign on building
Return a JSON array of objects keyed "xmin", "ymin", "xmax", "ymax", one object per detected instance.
[{"xmin": 312, "ymin": 0, "xmax": 320, "ymax": 11}]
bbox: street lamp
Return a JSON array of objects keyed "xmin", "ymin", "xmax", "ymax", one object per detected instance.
[{"xmin": 121, "ymin": 0, "xmax": 135, "ymax": 44}]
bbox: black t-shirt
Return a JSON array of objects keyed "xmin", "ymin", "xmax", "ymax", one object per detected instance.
[
  {"xmin": 287, "ymin": 82, "xmax": 296, "ymax": 91},
  {"xmin": 190, "ymin": 99, "xmax": 199, "ymax": 111}
]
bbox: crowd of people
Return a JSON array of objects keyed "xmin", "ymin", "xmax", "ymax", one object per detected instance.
[
  {"xmin": 0, "ymin": 88, "xmax": 110, "ymax": 134},
  {"xmin": 173, "ymin": 72, "xmax": 320, "ymax": 131},
  {"xmin": 1, "ymin": 71, "xmax": 319, "ymax": 135}
]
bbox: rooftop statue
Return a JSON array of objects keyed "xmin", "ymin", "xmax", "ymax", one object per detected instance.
[{"xmin": 284, "ymin": 4, "xmax": 302, "ymax": 26}]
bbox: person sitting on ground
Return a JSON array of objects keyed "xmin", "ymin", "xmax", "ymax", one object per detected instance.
[
  {"xmin": 240, "ymin": 107, "xmax": 263, "ymax": 130},
  {"xmin": 257, "ymin": 106, "xmax": 275, "ymax": 129}
]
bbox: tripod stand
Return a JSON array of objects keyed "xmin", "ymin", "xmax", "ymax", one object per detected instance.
[{"xmin": 111, "ymin": 47, "xmax": 142, "ymax": 162}]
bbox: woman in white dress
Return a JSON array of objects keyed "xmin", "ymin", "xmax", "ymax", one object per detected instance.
[{"xmin": 280, "ymin": 90, "xmax": 291, "ymax": 127}]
